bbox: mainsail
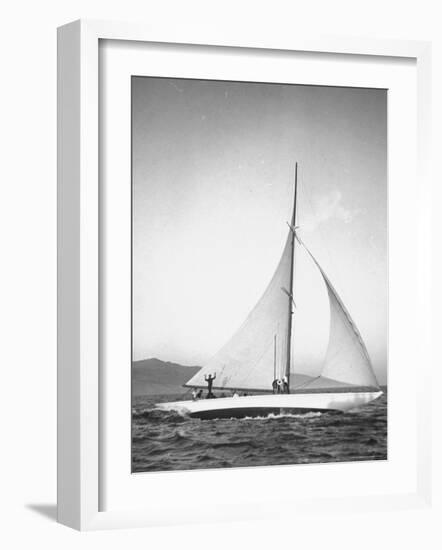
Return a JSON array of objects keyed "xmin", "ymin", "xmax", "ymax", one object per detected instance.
[
  {"xmin": 185, "ymin": 172, "xmax": 380, "ymax": 393},
  {"xmin": 185, "ymin": 234, "xmax": 293, "ymax": 391}
]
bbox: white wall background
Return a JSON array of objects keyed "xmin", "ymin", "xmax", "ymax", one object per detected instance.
[{"xmin": 0, "ymin": 1, "xmax": 440, "ymax": 548}]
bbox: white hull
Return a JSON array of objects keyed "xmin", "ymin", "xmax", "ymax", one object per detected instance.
[{"xmin": 156, "ymin": 390, "xmax": 383, "ymax": 419}]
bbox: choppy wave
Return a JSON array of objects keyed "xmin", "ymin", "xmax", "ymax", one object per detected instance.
[
  {"xmin": 249, "ymin": 411, "xmax": 323, "ymax": 420},
  {"xmin": 132, "ymin": 390, "xmax": 387, "ymax": 472}
]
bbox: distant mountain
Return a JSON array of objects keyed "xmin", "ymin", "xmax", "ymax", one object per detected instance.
[{"xmin": 132, "ymin": 358, "xmax": 201, "ymax": 396}]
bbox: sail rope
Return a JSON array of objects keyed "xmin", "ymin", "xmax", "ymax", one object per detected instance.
[
  {"xmin": 220, "ymin": 334, "xmax": 280, "ymax": 392},
  {"xmin": 181, "ymin": 386, "xmax": 194, "ymax": 397},
  {"xmin": 303, "ymin": 185, "xmax": 336, "ymax": 280},
  {"xmin": 291, "ymin": 375, "xmax": 322, "ymax": 391},
  {"xmin": 295, "ymin": 233, "xmax": 380, "ymax": 389},
  {"xmin": 299, "ymin": 187, "xmax": 380, "ymax": 389}
]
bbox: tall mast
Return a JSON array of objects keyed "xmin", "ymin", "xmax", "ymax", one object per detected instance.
[{"xmin": 285, "ymin": 162, "xmax": 298, "ymax": 393}]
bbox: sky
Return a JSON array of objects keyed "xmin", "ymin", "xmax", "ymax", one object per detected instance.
[{"xmin": 132, "ymin": 77, "xmax": 387, "ymax": 384}]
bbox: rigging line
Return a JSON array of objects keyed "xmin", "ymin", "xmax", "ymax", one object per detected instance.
[
  {"xmin": 291, "ymin": 236, "xmax": 297, "ymax": 375},
  {"xmin": 285, "ymin": 229, "xmax": 298, "ymax": 378},
  {"xmin": 273, "ymin": 335, "xmax": 276, "ymax": 380},
  {"xmin": 279, "ymin": 331, "xmax": 286, "ymax": 380},
  {"xmin": 302, "ymin": 182, "xmax": 340, "ymax": 344},
  {"xmin": 291, "ymin": 375, "xmax": 322, "ymax": 391},
  {"xmin": 252, "ymin": 335, "xmax": 279, "ymax": 375},
  {"xmin": 303, "ymin": 182, "xmax": 356, "ymax": 336},
  {"xmin": 296, "ymin": 233, "xmax": 380, "ymax": 388},
  {"xmin": 303, "ymin": 183, "xmax": 335, "ymax": 275},
  {"xmin": 182, "ymin": 386, "xmax": 194, "ymax": 397},
  {"xmin": 285, "ymin": 161, "xmax": 298, "ymax": 391},
  {"xmin": 226, "ymin": 334, "xmax": 279, "ymax": 388}
]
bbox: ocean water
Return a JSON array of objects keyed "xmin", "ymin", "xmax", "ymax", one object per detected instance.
[{"xmin": 132, "ymin": 388, "xmax": 387, "ymax": 472}]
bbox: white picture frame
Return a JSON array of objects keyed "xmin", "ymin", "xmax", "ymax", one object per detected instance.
[{"xmin": 57, "ymin": 19, "xmax": 432, "ymax": 531}]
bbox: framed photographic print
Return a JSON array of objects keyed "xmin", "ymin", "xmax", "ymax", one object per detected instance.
[{"xmin": 57, "ymin": 20, "xmax": 432, "ymax": 530}]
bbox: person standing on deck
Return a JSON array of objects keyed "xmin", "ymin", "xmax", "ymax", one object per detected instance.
[
  {"xmin": 283, "ymin": 375, "xmax": 289, "ymax": 394},
  {"xmin": 204, "ymin": 373, "xmax": 216, "ymax": 398}
]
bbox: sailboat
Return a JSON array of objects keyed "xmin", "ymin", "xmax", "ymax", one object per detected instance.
[{"xmin": 156, "ymin": 163, "xmax": 383, "ymax": 419}]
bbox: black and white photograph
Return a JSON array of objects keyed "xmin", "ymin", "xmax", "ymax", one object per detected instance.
[
  {"xmin": 4, "ymin": 1, "xmax": 438, "ymax": 544},
  {"xmin": 0, "ymin": 0, "xmax": 438, "ymax": 541},
  {"xmin": 131, "ymin": 76, "xmax": 388, "ymax": 473}
]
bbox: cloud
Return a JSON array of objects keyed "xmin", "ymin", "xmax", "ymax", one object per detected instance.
[{"xmin": 302, "ymin": 190, "xmax": 361, "ymax": 232}]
